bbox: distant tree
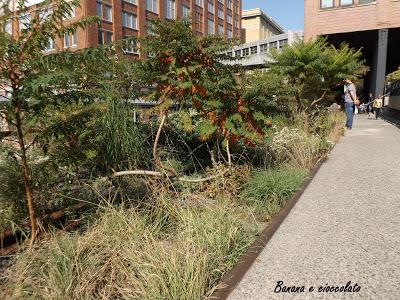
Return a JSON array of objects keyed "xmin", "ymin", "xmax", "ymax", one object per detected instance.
[
  {"xmin": 269, "ymin": 38, "xmax": 367, "ymax": 112},
  {"xmin": 0, "ymin": 0, "xmax": 95, "ymax": 244},
  {"xmin": 387, "ymin": 66, "xmax": 400, "ymax": 81}
]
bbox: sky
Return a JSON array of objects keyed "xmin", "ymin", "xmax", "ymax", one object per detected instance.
[{"xmin": 243, "ymin": 0, "xmax": 304, "ymax": 31}]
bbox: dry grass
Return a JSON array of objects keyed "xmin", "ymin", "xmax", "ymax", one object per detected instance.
[{"xmin": 1, "ymin": 196, "xmax": 258, "ymax": 300}]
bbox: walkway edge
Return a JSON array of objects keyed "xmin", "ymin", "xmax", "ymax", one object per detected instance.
[{"xmin": 210, "ymin": 159, "xmax": 326, "ymax": 300}]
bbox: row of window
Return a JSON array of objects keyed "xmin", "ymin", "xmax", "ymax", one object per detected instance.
[
  {"xmin": 231, "ymin": 39, "xmax": 289, "ymax": 58},
  {"xmin": 96, "ymin": 1, "xmax": 233, "ymax": 24},
  {"xmin": 44, "ymin": 32, "xmax": 78, "ymax": 51},
  {"xmin": 321, "ymin": 0, "xmax": 375, "ymax": 9},
  {"xmin": 4, "ymin": 7, "xmax": 76, "ymax": 34}
]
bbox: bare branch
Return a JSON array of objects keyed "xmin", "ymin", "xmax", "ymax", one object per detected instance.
[{"xmin": 311, "ymin": 90, "xmax": 327, "ymax": 107}]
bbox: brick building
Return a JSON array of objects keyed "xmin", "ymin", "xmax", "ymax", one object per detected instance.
[
  {"xmin": 5, "ymin": 0, "xmax": 242, "ymax": 56},
  {"xmin": 304, "ymin": 0, "xmax": 400, "ymax": 105}
]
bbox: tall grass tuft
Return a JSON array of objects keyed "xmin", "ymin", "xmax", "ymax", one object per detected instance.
[
  {"xmin": 1, "ymin": 196, "xmax": 257, "ymax": 299},
  {"xmin": 241, "ymin": 166, "xmax": 308, "ymax": 221}
]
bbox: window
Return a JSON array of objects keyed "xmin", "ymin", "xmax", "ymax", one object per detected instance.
[
  {"xmin": 227, "ymin": 0, "xmax": 232, "ymax": 9},
  {"xmin": 122, "ymin": 11, "xmax": 137, "ymax": 29},
  {"xmin": 226, "ymin": 14, "xmax": 232, "ymax": 24},
  {"xmin": 218, "ymin": 8, "xmax": 224, "ymax": 20},
  {"xmin": 235, "ymin": 50, "xmax": 241, "ymax": 57},
  {"xmin": 279, "ymin": 39, "xmax": 288, "ymax": 49},
  {"xmin": 181, "ymin": 5, "xmax": 190, "ymax": 18},
  {"xmin": 195, "ymin": 12, "xmax": 203, "ymax": 32},
  {"xmin": 146, "ymin": 0, "xmax": 158, "ymax": 13},
  {"xmin": 96, "ymin": 2, "xmax": 102, "ymax": 17},
  {"xmin": 218, "ymin": 0, "xmax": 223, "ymax": 3},
  {"xmin": 63, "ymin": 6, "xmax": 76, "ymax": 20},
  {"xmin": 64, "ymin": 33, "xmax": 70, "ymax": 48},
  {"xmin": 359, "ymin": 0, "xmax": 374, "ymax": 3},
  {"xmin": 195, "ymin": 0, "xmax": 203, "ymax": 7},
  {"xmin": 340, "ymin": 0, "xmax": 353, "ymax": 6},
  {"xmin": 270, "ymin": 41, "xmax": 277, "ymax": 49},
  {"xmin": 72, "ymin": 31, "xmax": 77, "ymax": 46},
  {"xmin": 124, "ymin": 0, "xmax": 137, "ymax": 4},
  {"xmin": 44, "ymin": 38, "xmax": 55, "ymax": 51},
  {"xmin": 320, "ymin": 0, "xmax": 333, "ymax": 8},
  {"xmin": 4, "ymin": 20, "xmax": 12, "ymax": 35},
  {"xmin": 165, "ymin": 0, "xmax": 175, "ymax": 19},
  {"xmin": 250, "ymin": 46, "xmax": 257, "ymax": 55},
  {"xmin": 260, "ymin": 43, "xmax": 268, "ymax": 53},
  {"xmin": 104, "ymin": 5, "xmax": 112, "ymax": 22},
  {"xmin": 39, "ymin": 8, "xmax": 52, "ymax": 23},
  {"xmin": 123, "ymin": 36, "xmax": 138, "ymax": 54},
  {"xmin": 227, "ymin": 29, "xmax": 232, "ymax": 39},
  {"xmin": 208, "ymin": 2, "xmax": 214, "ymax": 13},
  {"xmin": 105, "ymin": 31, "xmax": 113, "ymax": 44},
  {"xmin": 242, "ymin": 48, "xmax": 249, "ymax": 56},
  {"xmin": 98, "ymin": 30, "xmax": 103, "ymax": 45},
  {"xmin": 207, "ymin": 19, "xmax": 214, "ymax": 35},
  {"xmin": 19, "ymin": 14, "xmax": 31, "ymax": 31},
  {"xmin": 218, "ymin": 24, "xmax": 223, "ymax": 35}
]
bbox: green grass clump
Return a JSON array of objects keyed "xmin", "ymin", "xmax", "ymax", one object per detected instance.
[
  {"xmin": 1, "ymin": 197, "xmax": 257, "ymax": 300},
  {"xmin": 241, "ymin": 166, "xmax": 308, "ymax": 221}
]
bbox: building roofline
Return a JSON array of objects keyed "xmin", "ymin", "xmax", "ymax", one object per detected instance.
[{"xmin": 242, "ymin": 8, "xmax": 285, "ymax": 34}]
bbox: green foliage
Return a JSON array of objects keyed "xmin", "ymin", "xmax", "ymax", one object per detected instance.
[
  {"xmin": 387, "ymin": 66, "xmax": 400, "ymax": 81},
  {"xmin": 269, "ymin": 38, "xmax": 367, "ymax": 111},
  {"xmin": 139, "ymin": 19, "xmax": 269, "ymax": 145},
  {"xmin": 241, "ymin": 166, "xmax": 308, "ymax": 221}
]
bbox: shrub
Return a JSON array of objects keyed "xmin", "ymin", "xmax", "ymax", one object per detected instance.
[
  {"xmin": 241, "ymin": 166, "xmax": 308, "ymax": 221},
  {"xmin": 269, "ymin": 127, "xmax": 329, "ymax": 169}
]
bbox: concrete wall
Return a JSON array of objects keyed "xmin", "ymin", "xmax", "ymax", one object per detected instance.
[
  {"xmin": 388, "ymin": 96, "xmax": 400, "ymax": 110},
  {"xmin": 305, "ymin": 0, "xmax": 400, "ymax": 40},
  {"xmin": 242, "ymin": 8, "xmax": 283, "ymax": 43}
]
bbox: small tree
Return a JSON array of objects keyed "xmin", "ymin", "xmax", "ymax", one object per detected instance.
[
  {"xmin": 114, "ymin": 20, "xmax": 271, "ymax": 179},
  {"xmin": 269, "ymin": 38, "xmax": 367, "ymax": 112},
  {"xmin": 0, "ymin": 0, "xmax": 95, "ymax": 244},
  {"xmin": 387, "ymin": 66, "xmax": 400, "ymax": 82}
]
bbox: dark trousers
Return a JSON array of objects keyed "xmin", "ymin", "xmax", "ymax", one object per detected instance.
[{"xmin": 374, "ymin": 108, "xmax": 381, "ymax": 119}]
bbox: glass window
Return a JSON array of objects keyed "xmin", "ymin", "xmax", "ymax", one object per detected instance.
[
  {"xmin": 218, "ymin": 24, "xmax": 223, "ymax": 35},
  {"xmin": 270, "ymin": 41, "xmax": 277, "ymax": 49},
  {"xmin": 72, "ymin": 31, "xmax": 77, "ymax": 46},
  {"xmin": 226, "ymin": 14, "xmax": 232, "ymax": 24},
  {"xmin": 4, "ymin": 19, "xmax": 12, "ymax": 35},
  {"xmin": 123, "ymin": 36, "xmax": 138, "ymax": 54},
  {"xmin": 359, "ymin": 0, "xmax": 374, "ymax": 3},
  {"xmin": 98, "ymin": 30, "xmax": 103, "ymax": 45},
  {"xmin": 104, "ymin": 5, "xmax": 112, "ymax": 22},
  {"xmin": 96, "ymin": 2, "xmax": 102, "ymax": 17},
  {"xmin": 195, "ymin": 0, "xmax": 203, "ymax": 7},
  {"xmin": 218, "ymin": 8, "xmax": 224, "ymax": 20},
  {"xmin": 165, "ymin": 0, "xmax": 175, "ymax": 19},
  {"xmin": 227, "ymin": 29, "xmax": 232, "ymax": 39},
  {"xmin": 235, "ymin": 50, "xmax": 241, "ymax": 57},
  {"xmin": 260, "ymin": 43, "xmax": 268, "ymax": 53},
  {"xmin": 242, "ymin": 48, "xmax": 249, "ymax": 56},
  {"xmin": 250, "ymin": 46, "xmax": 257, "ymax": 55},
  {"xmin": 208, "ymin": 2, "xmax": 214, "ymax": 13},
  {"xmin": 124, "ymin": 0, "xmax": 137, "ymax": 4},
  {"xmin": 39, "ymin": 8, "xmax": 53, "ymax": 23},
  {"xmin": 321, "ymin": 0, "xmax": 333, "ymax": 8},
  {"xmin": 279, "ymin": 39, "xmax": 288, "ymax": 49},
  {"xmin": 105, "ymin": 31, "xmax": 113, "ymax": 44},
  {"xmin": 19, "ymin": 14, "xmax": 31, "ymax": 31},
  {"xmin": 44, "ymin": 38, "xmax": 55, "ymax": 51},
  {"xmin": 146, "ymin": 0, "xmax": 158, "ymax": 13},
  {"xmin": 181, "ymin": 5, "xmax": 190, "ymax": 19},
  {"xmin": 64, "ymin": 33, "xmax": 70, "ymax": 48},
  {"xmin": 340, "ymin": 0, "xmax": 353, "ymax": 6},
  {"xmin": 207, "ymin": 19, "xmax": 214, "ymax": 35},
  {"xmin": 122, "ymin": 11, "xmax": 137, "ymax": 29},
  {"xmin": 227, "ymin": 0, "xmax": 232, "ymax": 9}
]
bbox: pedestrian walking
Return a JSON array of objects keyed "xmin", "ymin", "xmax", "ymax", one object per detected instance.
[
  {"xmin": 373, "ymin": 95, "xmax": 383, "ymax": 119},
  {"xmin": 343, "ymin": 79, "xmax": 357, "ymax": 129}
]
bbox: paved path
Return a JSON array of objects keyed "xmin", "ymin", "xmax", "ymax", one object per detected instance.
[{"xmin": 229, "ymin": 115, "xmax": 400, "ymax": 300}]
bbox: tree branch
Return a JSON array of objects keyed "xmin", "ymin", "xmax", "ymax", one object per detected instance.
[{"xmin": 311, "ymin": 90, "xmax": 327, "ymax": 107}]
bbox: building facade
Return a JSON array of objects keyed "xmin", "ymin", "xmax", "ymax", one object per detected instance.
[
  {"xmin": 5, "ymin": 0, "xmax": 242, "ymax": 56},
  {"xmin": 241, "ymin": 8, "xmax": 284, "ymax": 43},
  {"xmin": 304, "ymin": 0, "xmax": 400, "ymax": 109}
]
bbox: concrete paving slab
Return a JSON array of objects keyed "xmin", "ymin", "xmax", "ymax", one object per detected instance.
[{"xmin": 228, "ymin": 115, "xmax": 400, "ymax": 300}]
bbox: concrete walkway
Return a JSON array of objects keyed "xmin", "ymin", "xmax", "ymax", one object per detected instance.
[{"xmin": 229, "ymin": 115, "xmax": 400, "ymax": 300}]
